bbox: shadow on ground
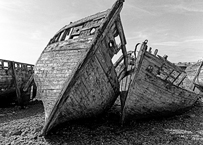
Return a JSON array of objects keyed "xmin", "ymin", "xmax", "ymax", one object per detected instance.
[
  {"xmin": 0, "ymin": 100, "xmax": 44, "ymax": 124},
  {"xmin": 43, "ymin": 100, "xmax": 203, "ymax": 145}
]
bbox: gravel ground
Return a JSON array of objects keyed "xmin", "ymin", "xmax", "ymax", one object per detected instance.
[{"xmin": 1, "ymin": 99, "xmax": 203, "ymax": 145}]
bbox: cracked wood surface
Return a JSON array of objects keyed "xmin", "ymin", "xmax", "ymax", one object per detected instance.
[
  {"xmin": 34, "ymin": 0, "xmax": 127, "ymax": 135},
  {"xmin": 0, "ymin": 59, "xmax": 34, "ymax": 105},
  {"xmin": 114, "ymin": 41, "xmax": 202, "ymax": 123}
]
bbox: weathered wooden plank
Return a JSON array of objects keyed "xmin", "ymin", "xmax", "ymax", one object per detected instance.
[
  {"xmin": 157, "ymin": 55, "xmax": 184, "ymax": 73},
  {"xmin": 34, "ymin": 0, "xmax": 126, "ymax": 136},
  {"xmin": 23, "ymin": 74, "xmax": 34, "ymax": 92},
  {"xmin": 10, "ymin": 61, "xmax": 21, "ymax": 105},
  {"xmin": 56, "ymin": 11, "xmax": 108, "ymax": 35},
  {"xmin": 115, "ymin": 15, "xmax": 126, "ymax": 45},
  {"xmin": 95, "ymin": 45, "xmax": 119, "ymax": 92},
  {"xmin": 114, "ymin": 40, "xmax": 201, "ymax": 123}
]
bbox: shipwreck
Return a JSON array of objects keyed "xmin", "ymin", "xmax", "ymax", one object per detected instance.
[
  {"xmin": 0, "ymin": 59, "xmax": 35, "ymax": 106},
  {"xmin": 34, "ymin": 0, "xmax": 128, "ymax": 135},
  {"xmin": 114, "ymin": 40, "xmax": 202, "ymax": 123}
]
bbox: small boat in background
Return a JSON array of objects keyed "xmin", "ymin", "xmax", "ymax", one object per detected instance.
[
  {"xmin": 176, "ymin": 62, "xmax": 192, "ymax": 71},
  {"xmin": 34, "ymin": 0, "xmax": 128, "ymax": 135},
  {"xmin": 114, "ymin": 40, "xmax": 202, "ymax": 123},
  {"xmin": 0, "ymin": 59, "xmax": 35, "ymax": 106},
  {"xmin": 185, "ymin": 60, "xmax": 203, "ymax": 92}
]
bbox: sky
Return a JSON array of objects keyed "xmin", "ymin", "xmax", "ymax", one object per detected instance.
[{"xmin": 0, "ymin": 0, "xmax": 203, "ymax": 64}]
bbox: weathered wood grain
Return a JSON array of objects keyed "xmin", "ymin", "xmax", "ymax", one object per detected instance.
[
  {"xmin": 186, "ymin": 61, "xmax": 203, "ymax": 91},
  {"xmin": 114, "ymin": 41, "xmax": 202, "ymax": 123},
  {"xmin": 34, "ymin": 0, "xmax": 127, "ymax": 135},
  {"xmin": 0, "ymin": 59, "xmax": 34, "ymax": 106}
]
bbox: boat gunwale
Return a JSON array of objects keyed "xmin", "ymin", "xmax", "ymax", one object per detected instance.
[
  {"xmin": 0, "ymin": 59, "xmax": 34, "ymax": 68},
  {"xmin": 55, "ymin": 10, "xmax": 109, "ymax": 38}
]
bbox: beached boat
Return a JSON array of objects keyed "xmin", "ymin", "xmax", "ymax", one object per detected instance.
[
  {"xmin": 0, "ymin": 59, "xmax": 34, "ymax": 106},
  {"xmin": 114, "ymin": 40, "xmax": 202, "ymax": 123},
  {"xmin": 185, "ymin": 61, "xmax": 203, "ymax": 92},
  {"xmin": 34, "ymin": 0, "xmax": 128, "ymax": 135},
  {"xmin": 176, "ymin": 62, "xmax": 191, "ymax": 71}
]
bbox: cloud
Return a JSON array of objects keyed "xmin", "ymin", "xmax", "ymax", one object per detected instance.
[
  {"xmin": 0, "ymin": 16, "xmax": 10, "ymax": 24},
  {"xmin": 127, "ymin": 32, "xmax": 149, "ymax": 41},
  {"xmin": 151, "ymin": 36, "xmax": 203, "ymax": 47},
  {"xmin": 134, "ymin": 0, "xmax": 203, "ymax": 16},
  {"xmin": 125, "ymin": 3, "xmax": 154, "ymax": 15},
  {"xmin": 0, "ymin": 1, "xmax": 33, "ymax": 13},
  {"xmin": 184, "ymin": 37, "xmax": 203, "ymax": 43},
  {"xmin": 122, "ymin": 3, "xmax": 160, "ymax": 19},
  {"xmin": 126, "ymin": 26, "xmax": 171, "ymax": 43},
  {"xmin": 31, "ymin": 30, "xmax": 42, "ymax": 40},
  {"xmin": 164, "ymin": 4, "xmax": 203, "ymax": 14},
  {"xmin": 156, "ymin": 0, "xmax": 203, "ymax": 14},
  {"xmin": 152, "ymin": 41, "xmax": 181, "ymax": 46}
]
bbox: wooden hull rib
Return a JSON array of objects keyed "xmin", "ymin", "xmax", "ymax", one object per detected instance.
[
  {"xmin": 185, "ymin": 61, "xmax": 203, "ymax": 92},
  {"xmin": 0, "ymin": 59, "xmax": 34, "ymax": 106},
  {"xmin": 34, "ymin": 0, "xmax": 128, "ymax": 135},
  {"xmin": 114, "ymin": 40, "xmax": 202, "ymax": 123}
]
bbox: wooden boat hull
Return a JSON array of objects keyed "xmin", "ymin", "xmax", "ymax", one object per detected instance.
[
  {"xmin": 34, "ymin": 0, "xmax": 127, "ymax": 135},
  {"xmin": 123, "ymin": 69, "xmax": 199, "ymax": 118},
  {"xmin": 0, "ymin": 59, "xmax": 34, "ymax": 106},
  {"xmin": 114, "ymin": 41, "xmax": 201, "ymax": 122},
  {"xmin": 186, "ymin": 61, "xmax": 203, "ymax": 92},
  {"xmin": 35, "ymin": 48, "xmax": 120, "ymax": 133}
]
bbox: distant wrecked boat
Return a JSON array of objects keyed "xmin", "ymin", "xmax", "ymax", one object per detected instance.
[
  {"xmin": 114, "ymin": 40, "xmax": 202, "ymax": 123},
  {"xmin": 0, "ymin": 59, "xmax": 35, "ymax": 106},
  {"xmin": 34, "ymin": 0, "xmax": 128, "ymax": 135}
]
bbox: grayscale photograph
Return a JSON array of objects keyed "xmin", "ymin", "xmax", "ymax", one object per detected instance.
[{"xmin": 0, "ymin": 0, "xmax": 203, "ymax": 144}]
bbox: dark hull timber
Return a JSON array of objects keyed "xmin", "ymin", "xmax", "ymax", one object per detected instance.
[
  {"xmin": 114, "ymin": 40, "xmax": 202, "ymax": 123},
  {"xmin": 185, "ymin": 61, "xmax": 203, "ymax": 92},
  {"xmin": 0, "ymin": 59, "xmax": 35, "ymax": 106},
  {"xmin": 34, "ymin": 0, "xmax": 128, "ymax": 135}
]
